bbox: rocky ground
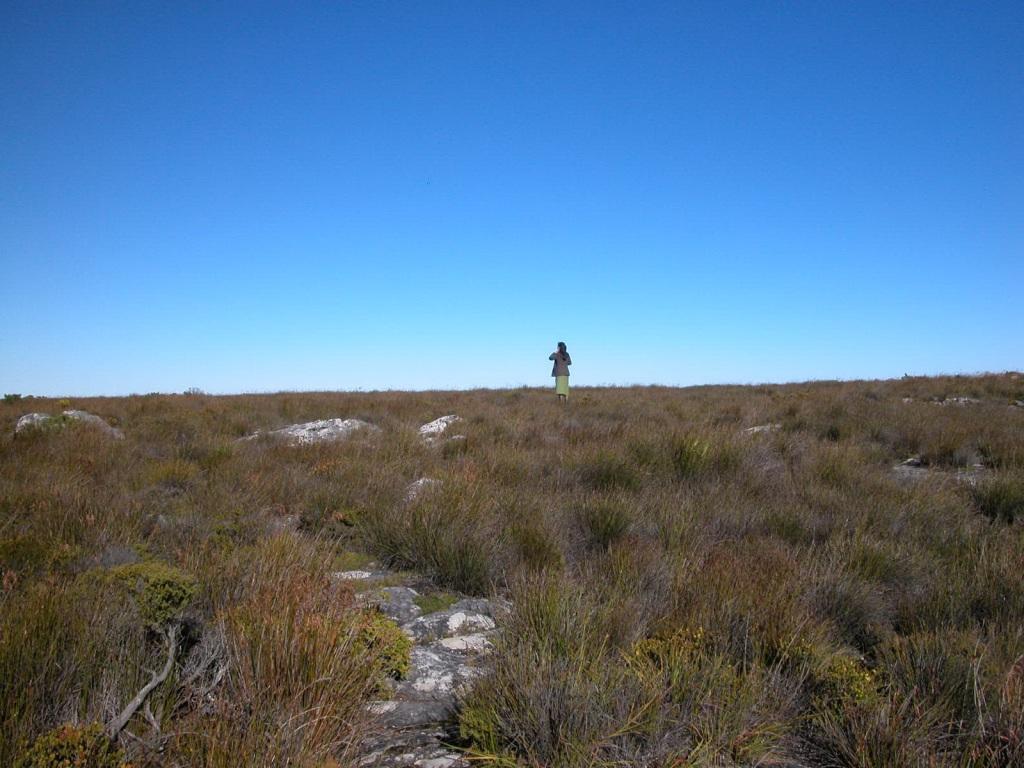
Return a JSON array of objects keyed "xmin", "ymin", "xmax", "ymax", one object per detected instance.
[{"xmin": 332, "ymin": 568, "xmax": 504, "ymax": 768}]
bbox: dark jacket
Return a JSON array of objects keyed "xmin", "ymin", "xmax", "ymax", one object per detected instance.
[{"xmin": 549, "ymin": 351, "xmax": 572, "ymax": 377}]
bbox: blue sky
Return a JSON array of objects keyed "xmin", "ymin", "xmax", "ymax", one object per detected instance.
[{"xmin": 1, "ymin": 1, "xmax": 1021, "ymax": 395}]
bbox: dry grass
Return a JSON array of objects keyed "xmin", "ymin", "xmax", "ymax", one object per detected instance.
[{"xmin": 2, "ymin": 373, "xmax": 1023, "ymax": 766}]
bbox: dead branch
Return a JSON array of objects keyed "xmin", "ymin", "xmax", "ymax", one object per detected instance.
[{"xmin": 108, "ymin": 624, "xmax": 180, "ymax": 738}]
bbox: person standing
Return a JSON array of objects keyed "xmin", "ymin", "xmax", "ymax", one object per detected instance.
[{"xmin": 549, "ymin": 342, "xmax": 572, "ymax": 403}]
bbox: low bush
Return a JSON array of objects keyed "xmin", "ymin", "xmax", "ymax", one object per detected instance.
[
  {"xmin": 575, "ymin": 450, "xmax": 639, "ymax": 490},
  {"xmin": 576, "ymin": 499, "xmax": 631, "ymax": 550},
  {"xmin": 15, "ymin": 723, "xmax": 125, "ymax": 768},
  {"xmin": 111, "ymin": 561, "xmax": 197, "ymax": 628},
  {"xmin": 356, "ymin": 609, "xmax": 413, "ymax": 681},
  {"xmin": 972, "ymin": 473, "xmax": 1024, "ymax": 524}
]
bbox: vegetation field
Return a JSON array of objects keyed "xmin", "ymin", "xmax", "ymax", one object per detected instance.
[{"xmin": 2, "ymin": 374, "xmax": 1023, "ymax": 767}]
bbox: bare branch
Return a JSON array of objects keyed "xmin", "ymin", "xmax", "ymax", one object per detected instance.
[
  {"xmin": 143, "ymin": 700, "xmax": 161, "ymax": 734},
  {"xmin": 108, "ymin": 624, "xmax": 180, "ymax": 738}
]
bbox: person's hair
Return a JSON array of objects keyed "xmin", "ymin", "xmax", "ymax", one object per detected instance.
[{"xmin": 557, "ymin": 341, "xmax": 567, "ymax": 355}]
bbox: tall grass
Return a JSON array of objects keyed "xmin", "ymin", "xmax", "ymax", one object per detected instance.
[{"xmin": 2, "ymin": 373, "xmax": 1023, "ymax": 765}]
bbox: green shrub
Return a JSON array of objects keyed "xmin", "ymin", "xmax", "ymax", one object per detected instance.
[
  {"xmin": 15, "ymin": 723, "xmax": 125, "ymax": 768},
  {"xmin": 878, "ymin": 630, "xmax": 978, "ymax": 726},
  {"xmin": 111, "ymin": 561, "xmax": 197, "ymax": 628},
  {"xmin": 356, "ymin": 610, "xmax": 412, "ymax": 681},
  {"xmin": 576, "ymin": 451, "xmax": 639, "ymax": 490},
  {"xmin": 510, "ymin": 520, "xmax": 564, "ymax": 572},
  {"xmin": 813, "ymin": 654, "xmax": 878, "ymax": 709},
  {"xmin": 972, "ymin": 474, "xmax": 1024, "ymax": 524},
  {"xmin": 576, "ymin": 500, "xmax": 631, "ymax": 550},
  {"xmin": 3, "ymin": 393, "xmax": 22, "ymax": 403},
  {"xmin": 669, "ymin": 435, "xmax": 710, "ymax": 479},
  {"xmin": 144, "ymin": 458, "xmax": 200, "ymax": 490}
]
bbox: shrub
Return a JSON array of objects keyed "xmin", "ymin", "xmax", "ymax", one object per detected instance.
[
  {"xmin": 111, "ymin": 561, "xmax": 197, "ymax": 628},
  {"xmin": 576, "ymin": 451, "xmax": 639, "ymax": 490},
  {"xmin": 510, "ymin": 520, "xmax": 564, "ymax": 572},
  {"xmin": 576, "ymin": 500, "xmax": 631, "ymax": 550},
  {"xmin": 4, "ymin": 393, "xmax": 22, "ymax": 403},
  {"xmin": 355, "ymin": 609, "xmax": 412, "ymax": 682},
  {"xmin": 878, "ymin": 630, "xmax": 978, "ymax": 726},
  {"xmin": 668, "ymin": 436, "xmax": 710, "ymax": 479},
  {"xmin": 813, "ymin": 654, "xmax": 878, "ymax": 709},
  {"xmin": 15, "ymin": 723, "xmax": 125, "ymax": 768},
  {"xmin": 143, "ymin": 458, "xmax": 200, "ymax": 490},
  {"xmin": 972, "ymin": 473, "xmax": 1024, "ymax": 524}
]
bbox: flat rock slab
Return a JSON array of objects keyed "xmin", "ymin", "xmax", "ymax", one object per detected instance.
[
  {"xmin": 368, "ymin": 699, "xmax": 454, "ymax": 728},
  {"xmin": 395, "ymin": 642, "xmax": 488, "ymax": 699},
  {"xmin": 359, "ymin": 575, "xmax": 503, "ymax": 768},
  {"xmin": 402, "ymin": 602, "xmax": 497, "ymax": 643},
  {"xmin": 892, "ymin": 457, "xmax": 986, "ymax": 487},
  {"xmin": 374, "ymin": 587, "xmax": 424, "ymax": 625},
  {"xmin": 16, "ymin": 410, "xmax": 124, "ymax": 438},
  {"xmin": 244, "ymin": 418, "xmax": 380, "ymax": 445}
]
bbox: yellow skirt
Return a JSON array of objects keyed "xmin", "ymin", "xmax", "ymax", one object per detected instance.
[{"xmin": 555, "ymin": 376, "xmax": 569, "ymax": 396}]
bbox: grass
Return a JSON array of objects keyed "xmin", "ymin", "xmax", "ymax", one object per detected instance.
[
  {"xmin": 413, "ymin": 590, "xmax": 459, "ymax": 614},
  {"xmin": 1, "ymin": 373, "xmax": 1023, "ymax": 766}
]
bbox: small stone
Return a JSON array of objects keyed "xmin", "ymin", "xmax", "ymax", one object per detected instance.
[
  {"xmin": 405, "ymin": 478, "xmax": 440, "ymax": 503},
  {"xmin": 932, "ymin": 396, "xmax": 980, "ymax": 406},
  {"xmin": 743, "ymin": 423, "xmax": 780, "ymax": 435}
]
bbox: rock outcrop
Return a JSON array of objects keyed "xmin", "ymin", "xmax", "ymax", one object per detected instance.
[
  {"xmin": 244, "ymin": 418, "xmax": 380, "ymax": 445},
  {"xmin": 15, "ymin": 410, "xmax": 124, "ymax": 439},
  {"xmin": 338, "ymin": 570, "xmax": 503, "ymax": 767},
  {"xmin": 892, "ymin": 456, "xmax": 986, "ymax": 486},
  {"xmin": 418, "ymin": 416, "xmax": 461, "ymax": 443}
]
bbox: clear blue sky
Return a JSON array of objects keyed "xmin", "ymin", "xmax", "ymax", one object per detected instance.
[{"xmin": 2, "ymin": 1, "xmax": 1021, "ymax": 395}]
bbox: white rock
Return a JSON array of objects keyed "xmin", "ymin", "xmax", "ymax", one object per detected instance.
[
  {"xmin": 15, "ymin": 410, "xmax": 124, "ymax": 438},
  {"xmin": 15, "ymin": 413, "xmax": 51, "ymax": 432},
  {"xmin": 405, "ymin": 477, "xmax": 440, "ymax": 502},
  {"xmin": 247, "ymin": 418, "xmax": 380, "ymax": 445},
  {"xmin": 332, "ymin": 570, "xmax": 374, "ymax": 580},
  {"xmin": 416, "ymin": 757, "xmax": 459, "ymax": 768},
  {"xmin": 439, "ymin": 633, "xmax": 492, "ymax": 652},
  {"xmin": 743, "ymin": 423, "xmax": 780, "ymax": 435},
  {"xmin": 419, "ymin": 415, "xmax": 461, "ymax": 441},
  {"xmin": 446, "ymin": 611, "xmax": 496, "ymax": 635}
]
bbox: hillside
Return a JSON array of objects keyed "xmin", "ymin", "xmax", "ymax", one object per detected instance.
[{"xmin": 2, "ymin": 374, "xmax": 1023, "ymax": 767}]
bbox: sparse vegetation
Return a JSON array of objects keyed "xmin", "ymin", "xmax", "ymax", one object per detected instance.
[{"xmin": 2, "ymin": 373, "xmax": 1023, "ymax": 766}]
